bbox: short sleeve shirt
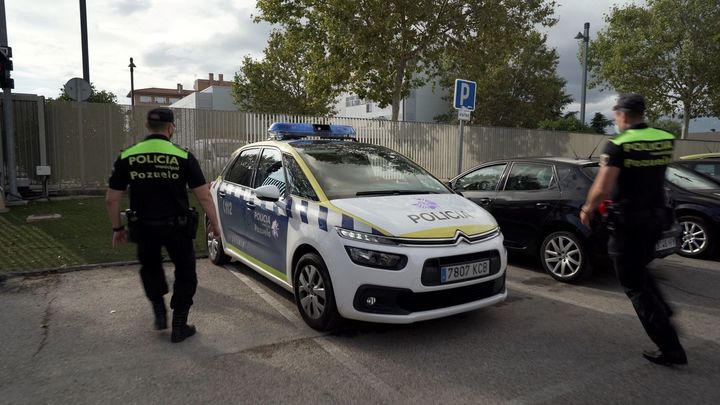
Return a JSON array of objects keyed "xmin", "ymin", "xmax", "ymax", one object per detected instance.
[
  {"xmin": 109, "ymin": 134, "xmax": 206, "ymax": 219},
  {"xmin": 601, "ymin": 124, "xmax": 674, "ymax": 211}
]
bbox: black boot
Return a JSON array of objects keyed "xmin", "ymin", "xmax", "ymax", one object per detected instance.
[
  {"xmin": 151, "ymin": 299, "xmax": 167, "ymax": 330},
  {"xmin": 171, "ymin": 310, "xmax": 196, "ymax": 343}
]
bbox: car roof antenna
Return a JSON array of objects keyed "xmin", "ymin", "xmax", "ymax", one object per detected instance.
[{"xmin": 587, "ymin": 136, "xmax": 606, "ymax": 159}]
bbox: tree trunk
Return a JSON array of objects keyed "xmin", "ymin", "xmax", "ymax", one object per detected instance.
[
  {"xmin": 391, "ymin": 59, "xmax": 407, "ymax": 121},
  {"xmin": 682, "ymin": 101, "xmax": 690, "ymax": 140}
]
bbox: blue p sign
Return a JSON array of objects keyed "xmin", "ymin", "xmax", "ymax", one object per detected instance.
[{"xmin": 454, "ymin": 79, "xmax": 477, "ymax": 111}]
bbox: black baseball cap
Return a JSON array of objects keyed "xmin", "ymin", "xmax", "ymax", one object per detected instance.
[
  {"xmin": 147, "ymin": 107, "xmax": 174, "ymax": 123},
  {"xmin": 613, "ymin": 93, "xmax": 645, "ymax": 114}
]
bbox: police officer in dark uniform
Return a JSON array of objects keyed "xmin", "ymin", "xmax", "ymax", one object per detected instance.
[
  {"xmin": 581, "ymin": 93, "xmax": 686, "ymax": 366},
  {"xmin": 105, "ymin": 108, "xmax": 220, "ymax": 343}
]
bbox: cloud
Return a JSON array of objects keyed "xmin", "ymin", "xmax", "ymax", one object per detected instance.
[{"xmin": 112, "ymin": 0, "xmax": 151, "ymax": 15}]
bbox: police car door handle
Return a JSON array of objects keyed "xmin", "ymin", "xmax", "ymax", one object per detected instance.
[
  {"xmin": 246, "ymin": 201, "xmax": 256, "ymax": 210},
  {"xmin": 478, "ymin": 198, "xmax": 492, "ymax": 205},
  {"xmin": 218, "ymin": 191, "xmax": 227, "ymax": 198}
]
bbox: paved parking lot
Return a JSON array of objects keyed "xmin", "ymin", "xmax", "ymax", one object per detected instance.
[{"xmin": 1, "ymin": 255, "xmax": 719, "ymax": 404}]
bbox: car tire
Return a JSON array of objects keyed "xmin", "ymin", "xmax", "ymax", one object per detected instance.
[
  {"xmin": 678, "ymin": 215, "xmax": 714, "ymax": 258},
  {"xmin": 540, "ymin": 231, "xmax": 590, "ymax": 283},
  {"xmin": 206, "ymin": 216, "xmax": 231, "ymax": 266},
  {"xmin": 293, "ymin": 253, "xmax": 340, "ymax": 331}
]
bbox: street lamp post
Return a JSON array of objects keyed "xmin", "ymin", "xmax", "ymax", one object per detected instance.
[
  {"xmin": 128, "ymin": 57, "xmax": 136, "ymax": 107},
  {"xmin": 575, "ymin": 22, "xmax": 590, "ymax": 125}
]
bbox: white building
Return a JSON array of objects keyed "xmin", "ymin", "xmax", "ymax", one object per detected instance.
[
  {"xmin": 333, "ymin": 80, "xmax": 449, "ymax": 122},
  {"xmin": 169, "ymin": 86, "xmax": 237, "ymax": 111}
]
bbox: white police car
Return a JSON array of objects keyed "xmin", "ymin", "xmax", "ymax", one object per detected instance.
[{"xmin": 207, "ymin": 123, "xmax": 507, "ymax": 330}]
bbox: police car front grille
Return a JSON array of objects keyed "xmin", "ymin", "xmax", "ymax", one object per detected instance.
[
  {"xmin": 421, "ymin": 250, "xmax": 502, "ymax": 286},
  {"xmin": 392, "ymin": 228, "xmax": 501, "ymax": 246}
]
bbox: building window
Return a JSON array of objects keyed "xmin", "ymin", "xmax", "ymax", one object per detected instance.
[
  {"xmin": 154, "ymin": 96, "xmax": 167, "ymax": 104},
  {"xmin": 346, "ymin": 95, "xmax": 367, "ymax": 107},
  {"xmin": 366, "ymin": 103, "xmax": 373, "ymax": 113},
  {"xmin": 140, "ymin": 96, "xmax": 151, "ymax": 103}
]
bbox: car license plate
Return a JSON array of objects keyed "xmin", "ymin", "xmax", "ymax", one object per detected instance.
[
  {"xmin": 655, "ymin": 237, "xmax": 677, "ymax": 252},
  {"xmin": 441, "ymin": 260, "xmax": 490, "ymax": 283}
]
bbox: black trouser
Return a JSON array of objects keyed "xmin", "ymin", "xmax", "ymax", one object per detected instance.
[
  {"xmin": 608, "ymin": 213, "xmax": 683, "ymax": 353},
  {"xmin": 136, "ymin": 225, "xmax": 197, "ymax": 312}
]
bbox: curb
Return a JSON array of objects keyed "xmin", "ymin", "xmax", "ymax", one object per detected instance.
[{"xmin": 0, "ymin": 254, "xmax": 210, "ymax": 282}]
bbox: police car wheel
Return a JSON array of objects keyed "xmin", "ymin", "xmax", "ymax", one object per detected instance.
[
  {"xmin": 678, "ymin": 216, "xmax": 713, "ymax": 258},
  {"xmin": 293, "ymin": 253, "xmax": 340, "ymax": 331},
  {"xmin": 540, "ymin": 231, "xmax": 589, "ymax": 283},
  {"xmin": 206, "ymin": 217, "xmax": 230, "ymax": 265}
]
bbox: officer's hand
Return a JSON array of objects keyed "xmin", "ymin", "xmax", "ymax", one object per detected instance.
[
  {"xmin": 207, "ymin": 222, "xmax": 218, "ymax": 239},
  {"xmin": 112, "ymin": 230, "xmax": 128, "ymax": 248},
  {"xmin": 580, "ymin": 209, "xmax": 592, "ymax": 227}
]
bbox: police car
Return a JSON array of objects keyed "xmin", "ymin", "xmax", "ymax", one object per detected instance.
[{"xmin": 207, "ymin": 123, "xmax": 507, "ymax": 330}]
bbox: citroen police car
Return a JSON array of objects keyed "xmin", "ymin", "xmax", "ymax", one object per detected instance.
[{"xmin": 207, "ymin": 123, "xmax": 507, "ymax": 331}]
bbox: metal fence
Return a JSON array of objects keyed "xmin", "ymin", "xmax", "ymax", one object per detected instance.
[{"xmin": 5, "ymin": 100, "xmax": 720, "ymax": 191}]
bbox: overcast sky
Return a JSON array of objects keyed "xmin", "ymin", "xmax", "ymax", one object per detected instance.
[{"xmin": 5, "ymin": 0, "xmax": 718, "ymax": 131}]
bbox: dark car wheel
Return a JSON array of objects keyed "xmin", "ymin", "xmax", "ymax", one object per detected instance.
[
  {"xmin": 293, "ymin": 253, "xmax": 340, "ymax": 331},
  {"xmin": 206, "ymin": 216, "xmax": 231, "ymax": 265},
  {"xmin": 540, "ymin": 231, "xmax": 590, "ymax": 283},
  {"xmin": 678, "ymin": 215, "xmax": 714, "ymax": 258}
]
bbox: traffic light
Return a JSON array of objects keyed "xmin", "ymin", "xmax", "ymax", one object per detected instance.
[{"xmin": 0, "ymin": 48, "xmax": 14, "ymax": 89}]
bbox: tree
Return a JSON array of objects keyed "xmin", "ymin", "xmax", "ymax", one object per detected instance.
[
  {"xmin": 586, "ymin": 0, "xmax": 720, "ymax": 139},
  {"xmin": 590, "ymin": 112, "xmax": 612, "ymax": 134},
  {"xmin": 436, "ymin": 31, "xmax": 571, "ymax": 127},
  {"xmin": 56, "ymin": 83, "xmax": 118, "ymax": 103},
  {"xmin": 232, "ymin": 30, "xmax": 339, "ymax": 115},
  {"xmin": 255, "ymin": 0, "xmax": 558, "ymax": 121},
  {"xmin": 648, "ymin": 118, "xmax": 681, "ymax": 137},
  {"xmin": 538, "ymin": 112, "xmax": 595, "ymax": 133}
]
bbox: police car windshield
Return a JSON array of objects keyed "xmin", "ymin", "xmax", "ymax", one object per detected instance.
[{"xmin": 292, "ymin": 142, "xmax": 449, "ymax": 200}]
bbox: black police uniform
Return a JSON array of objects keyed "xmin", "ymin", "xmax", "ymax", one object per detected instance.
[
  {"xmin": 602, "ymin": 121, "xmax": 685, "ymax": 360},
  {"xmin": 108, "ymin": 131, "xmax": 206, "ymax": 316}
]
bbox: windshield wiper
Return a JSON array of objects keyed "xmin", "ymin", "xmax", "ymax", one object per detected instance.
[{"xmin": 356, "ymin": 190, "xmax": 438, "ymax": 196}]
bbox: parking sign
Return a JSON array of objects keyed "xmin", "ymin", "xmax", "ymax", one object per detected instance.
[{"xmin": 454, "ymin": 79, "xmax": 476, "ymax": 111}]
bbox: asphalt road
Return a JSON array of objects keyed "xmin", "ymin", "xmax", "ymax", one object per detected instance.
[{"xmin": 1, "ymin": 254, "xmax": 719, "ymax": 404}]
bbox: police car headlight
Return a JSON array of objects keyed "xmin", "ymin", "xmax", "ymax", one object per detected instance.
[
  {"xmin": 336, "ymin": 228, "xmax": 397, "ymax": 245},
  {"xmin": 345, "ymin": 247, "xmax": 407, "ymax": 270}
]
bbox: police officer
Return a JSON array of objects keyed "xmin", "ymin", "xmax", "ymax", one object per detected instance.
[
  {"xmin": 105, "ymin": 108, "xmax": 221, "ymax": 343},
  {"xmin": 581, "ymin": 93, "xmax": 686, "ymax": 366}
]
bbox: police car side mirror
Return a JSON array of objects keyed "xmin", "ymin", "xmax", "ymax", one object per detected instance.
[{"xmin": 255, "ymin": 185, "xmax": 281, "ymax": 202}]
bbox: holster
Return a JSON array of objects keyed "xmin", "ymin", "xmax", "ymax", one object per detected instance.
[
  {"xmin": 177, "ymin": 208, "xmax": 199, "ymax": 240},
  {"xmin": 125, "ymin": 209, "xmax": 141, "ymax": 243}
]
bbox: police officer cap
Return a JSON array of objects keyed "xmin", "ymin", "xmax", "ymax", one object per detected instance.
[
  {"xmin": 147, "ymin": 108, "xmax": 174, "ymax": 123},
  {"xmin": 613, "ymin": 93, "xmax": 645, "ymax": 114}
]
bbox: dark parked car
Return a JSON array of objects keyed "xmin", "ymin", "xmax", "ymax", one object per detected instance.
[
  {"xmin": 664, "ymin": 163, "xmax": 720, "ymax": 258},
  {"xmin": 449, "ymin": 157, "xmax": 606, "ymax": 282},
  {"xmin": 449, "ymin": 157, "xmax": 698, "ymax": 283}
]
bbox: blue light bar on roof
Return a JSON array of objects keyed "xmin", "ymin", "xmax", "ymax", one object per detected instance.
[{"xmin": 267, "ymin": 122, "xmax": 357, "ymax": 141}]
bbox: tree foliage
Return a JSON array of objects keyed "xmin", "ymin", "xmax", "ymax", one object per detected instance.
[
  {"xmin": 538, "ymin": 112, "xmax": 595, "ymax": 133},
  {"xmin": 436, "ymin": 31, "xmax": 571, "ymax": 127},
  {"xmin": 56, "ymin": 83, "xmax": 117, "ymax": 103},
  {"xmin": 649, "ymin": 118, "xmax": 682, "ymax": 137},
  {"xmin": 586, "ymin": 0, "xmax": 720, "ymax": 138},
  {"xmin": 232, "ymin": 30, "xmax": 339, "ymax": 115},
  {"xmin": 254, "ymin": 0, "xmax": 559, "ymax": 121},
  {"xmin": 590, "ymin": 112, "xmax": 612, "ymax": 134}
]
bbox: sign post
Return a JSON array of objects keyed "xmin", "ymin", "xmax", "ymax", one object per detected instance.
[{"xmin": 454, "ymin": 79, "xmax": 476, "ymax": 175}]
